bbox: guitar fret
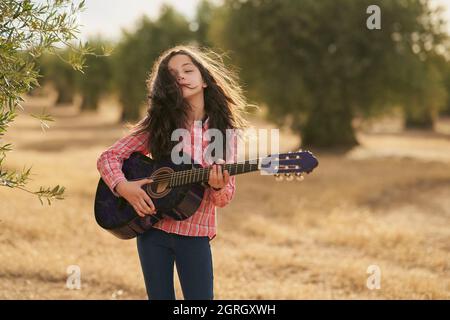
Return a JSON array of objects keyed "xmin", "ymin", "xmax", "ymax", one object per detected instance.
[{"xmin": 169, "ymin": 159, "xmax": 265, "ymax": 188}]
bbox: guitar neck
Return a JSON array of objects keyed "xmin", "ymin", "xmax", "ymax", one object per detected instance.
[{"xmin": 169, "ymin": 159, "xmax": 261, "ymax": 187}]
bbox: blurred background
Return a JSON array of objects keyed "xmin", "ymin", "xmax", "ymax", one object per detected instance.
[{"xmin": 0, "ymin": 0, "xmax": 449, "ymax": 299}]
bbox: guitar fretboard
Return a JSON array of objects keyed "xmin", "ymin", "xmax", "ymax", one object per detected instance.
[{"xmin": 168, "ymin": 159, "xmax": 261, "ymax": 187}]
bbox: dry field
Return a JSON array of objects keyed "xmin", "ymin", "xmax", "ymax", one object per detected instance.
[{"xmin": 0, "ymin": 95, "xmax": 449, "ymax": 299}]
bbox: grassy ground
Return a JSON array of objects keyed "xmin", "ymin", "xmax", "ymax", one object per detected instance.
[{"xmin": 0, "ymin": 95, "xmax": 449, "ymax": 299}]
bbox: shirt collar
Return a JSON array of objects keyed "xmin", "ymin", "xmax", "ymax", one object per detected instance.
[
  {"xmin": 189, "ymin": 115, "xmax": 209, "ymax": 131},
  {"xmin": 202, "ymin": 116, "xmax": 209, "ymax": 129}
]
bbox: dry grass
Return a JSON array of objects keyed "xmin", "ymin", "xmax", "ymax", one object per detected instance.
[{"xmin": 0, "ymin": 95, "xmax": 449, "ymax": 299}]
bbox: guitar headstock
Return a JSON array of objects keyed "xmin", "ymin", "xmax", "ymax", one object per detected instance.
[{"xmin": 260, "ymin": 150, "xmax": 319, "ymax": 181}]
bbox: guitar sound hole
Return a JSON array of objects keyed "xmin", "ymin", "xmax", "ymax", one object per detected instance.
[
  {"xmin": 153, "ymin": 180, "xmax": 169, "ymax": 194},
  {"xmin": 147, "ymin": 167, "xmax": 173, "ymax": 198}
]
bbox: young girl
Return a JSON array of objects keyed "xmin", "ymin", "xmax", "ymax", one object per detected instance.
[{"xmin": 96, "ymin": 45, "xmax": 249, "ymax": 300}]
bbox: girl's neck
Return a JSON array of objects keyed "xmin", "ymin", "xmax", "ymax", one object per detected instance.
[{"xmin": 186, "ymin": 94, "xmax": 206, "ymax": 125}]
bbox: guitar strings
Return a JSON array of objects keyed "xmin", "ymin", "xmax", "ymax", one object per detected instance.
[
  {"xmin": 162, "ymin": 159, "xmax": 298, "ymax": 185},
  {"xmin": 139, "ymin": 153, "xmax": 295, "ymax": 184},
  {"xmin": 148, "ymin": 163, "xmax": 254, "ymax": 184},
  {"xmin": 149, "ymin": 156, "xmax": 301, "ymax": 186},
  {"xmin": 149, "ymin": 156, "xmax": 292, "ymax": 183},
  {"xmin": 143, "ymin": 160, "xmax": 262, "ymax": 185},
  {"xmin": 165, "ymin": 161, "xmax": 259, "ymax": 180},
  {"xmin": 150, "ymin": 163, "xmax": 294, "ymax": 186}
]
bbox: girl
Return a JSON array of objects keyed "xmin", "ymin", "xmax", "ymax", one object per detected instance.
[{"xmin": 96, "ymin": 45, "xmax": 249, "ymax": 300}]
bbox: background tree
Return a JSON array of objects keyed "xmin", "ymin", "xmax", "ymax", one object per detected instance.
[
  {"xmin": 76, "ymin": 38, "xmax": 114, "ymax": 112},
  {"xmin": 0, "ymin": 0, "xmax": 90, "ymax": 204},
  {"xmin": 210, "ymin": 0, "xmax": 450, "ymax": 149},
  {"xmin": 39, "ymin": 49, "xmax": 78, "ymax": 106},
  {"xmin": 402, "ymin": 54, "xmax": 448, "ymax": 129},
  {"xmin": 194, "ymin": 0, "xmax": 217, "ymax": 48},
  {"xmin": 113, "ymin": 5, "xmax": 195, "ymax": 122},
  {"xmin": 439, "ymin": 59, "xmax": 450, "ymax": 117}
]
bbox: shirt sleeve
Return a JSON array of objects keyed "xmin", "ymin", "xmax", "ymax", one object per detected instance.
[
  {"xmin": 209, "ymin": 131, "xmax": 237, "ymax": 208},
  {"xmin": 96, "ymin": 131, "xmax": 150, "ymax": 197}
]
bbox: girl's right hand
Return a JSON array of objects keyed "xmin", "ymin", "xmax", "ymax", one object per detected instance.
[{"xmin": 115, "ymin": 178, "xmax": 156, "ymax": 217}]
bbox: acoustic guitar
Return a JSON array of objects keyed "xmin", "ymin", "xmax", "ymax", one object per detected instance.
[{"xmin": 94, "ymin": 150, "xmax": 318, "ymax": 239}]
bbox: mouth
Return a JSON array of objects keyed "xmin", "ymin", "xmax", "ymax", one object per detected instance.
[{"xmin": 181, "ymin": 84, "xmax": 196, "ymax": 89}]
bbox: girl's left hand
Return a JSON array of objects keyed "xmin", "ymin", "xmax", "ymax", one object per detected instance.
[{"xmin": 208, "ymin": 159, "xmax": 229, "ymax": 190}]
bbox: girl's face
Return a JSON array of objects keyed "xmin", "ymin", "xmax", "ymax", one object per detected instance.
[{"xmin": 168, "ymin": 54, "xmax": 207, "ymax": 100}]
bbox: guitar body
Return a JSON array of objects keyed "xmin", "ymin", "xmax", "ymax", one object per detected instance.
[{"xmin": 94, "ymin": 152, "xmax": 205, "ymax": 240}]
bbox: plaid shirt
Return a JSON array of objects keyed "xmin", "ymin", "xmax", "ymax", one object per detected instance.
[{"xmin": 96, "ymin": 117, "xmax": 236, "ymax": 240}]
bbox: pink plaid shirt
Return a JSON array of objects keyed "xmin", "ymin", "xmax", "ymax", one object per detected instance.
[{"xmin": 96, "ymin": 117, "xmax": 236, "ymax": 241}]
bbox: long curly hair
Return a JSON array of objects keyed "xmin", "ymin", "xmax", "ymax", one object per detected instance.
[{"xmin": 129, "ymin": 45, "xmax": 252, "ymax": 161}]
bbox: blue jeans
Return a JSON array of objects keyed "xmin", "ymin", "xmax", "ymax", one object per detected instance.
[{"xmin": 136, "ymin": 227, "xmax": 214, "ymax": 300}]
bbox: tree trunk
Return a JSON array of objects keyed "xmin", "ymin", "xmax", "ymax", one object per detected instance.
[
  {"xmin": 55, "ymin": 88, "xmax": 74, "ymax": 105},
  {"xmin": 404, "ymin": 105, "xmax": 434, "ymax": 130},
  {"xmin": 80, "ymin": 94, "xmax": 99, "ymax": 111},
  {"xmin": 439, "ymin": 103, "xmax": 450, "ymax": 117},
  {"xmin": 120, "ymin": 103, "xmax": 141, "ymax": 123},
  {"xmin": 301, "ymin": 99, "xmax": 358, "ymax": 149}
]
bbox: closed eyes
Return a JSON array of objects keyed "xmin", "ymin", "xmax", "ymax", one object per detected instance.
[{"xmin": 170, "ymin": 70, "xmax": 194, "ymax": 76}]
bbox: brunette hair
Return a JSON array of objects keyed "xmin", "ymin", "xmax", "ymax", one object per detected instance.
[{"xmin": 129, "ymin": 45, "xmax": 253, "ymax": 161}]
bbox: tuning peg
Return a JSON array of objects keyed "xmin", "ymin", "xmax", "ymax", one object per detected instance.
[
  {"xmin": 295, "ymin": 172, "xmax": 305, "ymax": 181},
  {"xmin": 274, "ymin": 173, "xmax": 283, "ymax": 181},
  {"xmin": 285, "ymin": 173, "xmax": 294, "ymax": 181}
]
